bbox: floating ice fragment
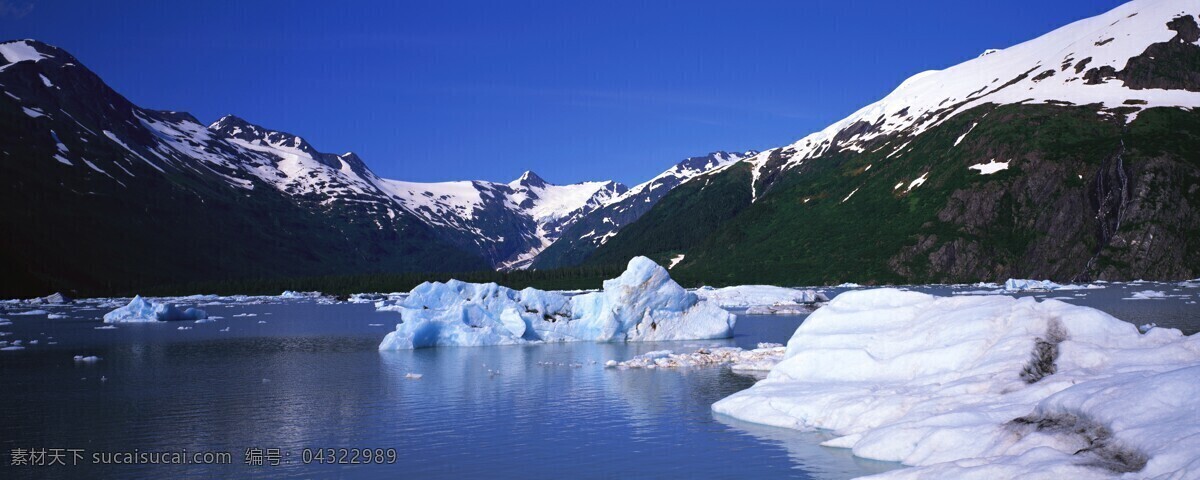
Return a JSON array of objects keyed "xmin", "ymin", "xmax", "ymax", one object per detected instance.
[{"xmin": 103, "ymin": 296, "xmax": 207, "ymax": 323}]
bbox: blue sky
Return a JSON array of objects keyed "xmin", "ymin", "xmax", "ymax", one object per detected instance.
[{"xmin": 2, "ymin": 0, "xmax": 1126, "ymax": 185}]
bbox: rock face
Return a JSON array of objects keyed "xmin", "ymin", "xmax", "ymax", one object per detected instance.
[{"xmin": 579, "ymin": 2, "xmax": 1200, "ymax": 284}]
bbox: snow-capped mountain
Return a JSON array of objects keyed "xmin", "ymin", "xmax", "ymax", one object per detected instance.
[
  {"xmin": 205, "ymin": 113, "xmax": 629, "ymax": 267},
  {"xmin": 0, "ymin": 38, "xmax": 700, "ymax": 293},
  {"xmin": 738, "ymin": 0, "xmax": 1200, "ymax": 195},
  {"xmin": 375, "ymin": 170, "xmax": 626, "ymax": 270},
  {"xmin": 0, "ymin": 39, "xmax": 492, "ymax": 295},
  {"xmin": 580, "ymin": 0, "xmax": 1200, "ymax": 283},
  {"xmin": 530, "ymin": 151, "xmax": 754, "ymax": 270}
]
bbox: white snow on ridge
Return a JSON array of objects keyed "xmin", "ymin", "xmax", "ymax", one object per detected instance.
[
  {"xmin": 905, "ymin": 172, "xmax": 928, "ymax": 192},
  {"xmin": 0, "ymin": 40, "xmax": 49, "ymax": 70},
  {"xmin": 374, "ymin": 179, "xmax": 485, "ymax": 222},
  {"xmin": 953, "ymin": 122, "xmax": 978, "ymax": 146},
  {"xmin": 606, "ymin": 151, "xmax": 750, "ymax": 207},
  {"xmin": 969, "ymin": 159, "xmax": 1011, "ymax": 175},
  {"xmin": 719, "ymin": 0, "xmax": 1200, "ymax": 188},
  {"xmin": 713, "ymin": 288, "xmax": 1200, "ymax": 479}
]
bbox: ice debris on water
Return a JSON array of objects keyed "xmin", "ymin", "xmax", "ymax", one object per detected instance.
[{"xmin": 608, "ymin": 343, "xmax": 787, "ymax": 371}]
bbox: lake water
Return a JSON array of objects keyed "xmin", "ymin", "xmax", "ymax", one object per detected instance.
[{"xmin": 0, "ymin": 281, "xmax": 1196, "ymax": 479}]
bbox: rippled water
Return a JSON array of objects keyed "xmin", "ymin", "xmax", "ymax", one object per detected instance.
[{"xmin": 0, "ymin": 282, "xmax": 1195, "ymax": 478}]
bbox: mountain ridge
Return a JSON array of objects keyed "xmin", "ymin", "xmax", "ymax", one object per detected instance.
[
  {"xmin": 0, "ymin": 38, "xmax": 740, "ymax": 294},
  {"xmin": 578, "ymin": 0, "xmax": 1200, "ymax": 284}
]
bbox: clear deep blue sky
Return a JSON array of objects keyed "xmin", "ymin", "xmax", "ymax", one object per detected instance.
[{"xmin": 2, "ymin": 0, "xmax": 1126, "ymax": 185}]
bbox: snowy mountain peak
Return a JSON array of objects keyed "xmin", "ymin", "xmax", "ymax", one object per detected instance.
[
  {"xmin": 210, "ymin": 115, "xmax": 310, "ymax": 149},
  {"xmin": 512, "ymin": 170, "xmax": 549, "ymax": 189},
  {"xmin": 208, "ymin": 115, "xmax": 331, "ymax": 164}
]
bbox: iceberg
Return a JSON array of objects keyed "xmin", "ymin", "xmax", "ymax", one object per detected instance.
[
  {"xmin": 694, "ymin": 285, "xmax": 828, "ymax": 308},
  {"xmin": 713, "ymin": 288, "xmax": 1200, "ymax": 479},
  {"xmin": 1003, "ymin": 278, "xmax": 1063, "ymax": 291},
  {"xmin": 1128, "ymin": 290, "xmax": 1168, "ymax": 300},
  {"xmin": 280, "ymin": 290, "xmax": 321, "ymax": 299},
  {"xmin": 27, "ymin": 292, "xmax": 71, "ymax": 304},
  {"xmin": 102, "ymin": 296, "xmax": 208, "ymax": 323},
  {"xmin": 378, "ymin": 256, "xmax": 735, "ymax": 349}
]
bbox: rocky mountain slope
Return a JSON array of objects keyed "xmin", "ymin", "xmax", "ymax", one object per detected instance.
[
  {"xmin": 529, "ymin": 151, "xmax": 754, "ymax": 270},
  {"xmin": 583, "ymin": 0, "xmax": 1200, "ymax": 284}
]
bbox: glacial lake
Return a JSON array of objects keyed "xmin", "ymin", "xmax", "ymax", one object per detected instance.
[{"xmin": 0, "ymin": 282, "xmax": 1196, "ymax": 479}]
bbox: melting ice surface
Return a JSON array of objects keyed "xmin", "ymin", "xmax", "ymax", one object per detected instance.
[{"xmin": 714, "ymin": 288, "xmax": 1200, "ymax": 479}]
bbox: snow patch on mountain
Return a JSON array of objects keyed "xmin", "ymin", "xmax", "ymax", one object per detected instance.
[{"xmin": 0, "ymin": 40, "xmax": 49, "ymax": 70}]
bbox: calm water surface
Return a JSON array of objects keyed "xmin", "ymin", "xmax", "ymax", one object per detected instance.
[{"xmin": 0, "ymin": 281, "xmax": 1196, "ymax": 479}]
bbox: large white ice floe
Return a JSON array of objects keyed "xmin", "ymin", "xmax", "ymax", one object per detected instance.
[
  {"xmin": 378, "ymin": 256, "xmax": 735, "ymax": 349},
  {"xmin": 102, "ymin": 296, "xmax": 208, "ymax": 323},
  {"xmin": 1003, "ymin": 278, "xmax": 1063, "ymax": 291},
  {"xmin": 712, "ymin": 288, "xmax": 1200, "ymax": 479},
  {"xmin": 694, "ymin": 285, "xmax": 828, "ymax": 308}
]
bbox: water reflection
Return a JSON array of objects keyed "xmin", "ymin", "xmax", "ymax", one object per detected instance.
[
  {"xmin": 714, "ymin": 414, "xmax": 901, "ymax": 479},
  {"xmin": 1, "ymin": 286, "xmax": 1194, "ymax": 479}
]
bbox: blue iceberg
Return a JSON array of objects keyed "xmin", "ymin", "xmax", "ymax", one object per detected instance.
[
  {"xmin": 378, "ymin": 256, "xmax": 735, "ymax": 349},
  {"xmin": 102, "ymin": 296, "xmax": 208, "ymax": 323}
]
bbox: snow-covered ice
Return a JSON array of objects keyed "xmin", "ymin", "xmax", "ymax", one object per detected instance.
[
  {"xmin": 1004, "ymin": 278, "xmax": 1063, "ymax": 291},
  {"xmin": 102, "ymin": 296, "xmax": 208, "ymax": 323},
  {"xmin": 713, "ymin": 288, "xmax": 1200, "ymax": 479},
  {"xmin": 694, "ymin": 285, "xmax": 828, "ymax": 308},
  {"xmin": 1127, "ymin": 290, "xmax": 1168, "ymax": 300},
  {"xmin": 378, "ymin": 256, "xmax": 735, "ymax": 349}
]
